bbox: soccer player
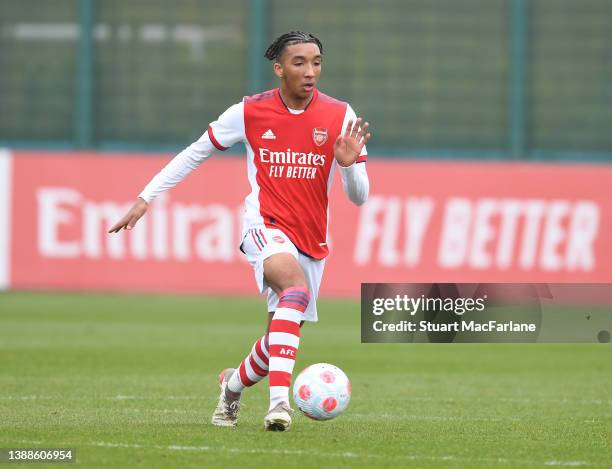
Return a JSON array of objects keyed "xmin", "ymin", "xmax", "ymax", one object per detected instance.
[{"xmin": 108, "ymin": 31, "xmax": 370, "ymax": 431}]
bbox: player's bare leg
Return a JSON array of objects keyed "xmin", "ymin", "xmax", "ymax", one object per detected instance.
[
  {"xmin": 261, "ymin": 253, "xmax": 309, "ymax": 431},
  {"xmin": 213, "ymin": 253, "xmax": 307, "ymax": 429}
]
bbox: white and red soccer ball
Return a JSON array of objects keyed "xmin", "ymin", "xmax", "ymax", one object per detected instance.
[{"xmin": 292, "ymin": 363, "xmax": 351, "ymax": 420}]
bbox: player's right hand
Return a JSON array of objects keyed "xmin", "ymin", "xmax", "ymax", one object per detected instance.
[{"xmin": 108, "ymin": 197, "xmax": 148, "ymax": 233}]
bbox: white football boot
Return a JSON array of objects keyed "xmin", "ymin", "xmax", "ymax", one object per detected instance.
[
  {"xmin": 211, "ymin": 368, "xmax": 241, "ymax": 427},
  {"xmin": 264, "ymin": 402, "xmax": 294, "ymax": 431}
]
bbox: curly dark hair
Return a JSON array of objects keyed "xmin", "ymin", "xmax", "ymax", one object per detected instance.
[{"xmin": 264, "ymin": 31, "xmax": 323, "ymax": 61}]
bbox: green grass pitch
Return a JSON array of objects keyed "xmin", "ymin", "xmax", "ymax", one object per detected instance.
[{"xmin": 0, "ymin": 292, "xmax": 610, "ymax": 468}]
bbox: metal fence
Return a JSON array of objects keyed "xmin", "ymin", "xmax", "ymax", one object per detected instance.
[{"xmin": 0, "ymin": 0, "xmax": 610, "ymax": 159}]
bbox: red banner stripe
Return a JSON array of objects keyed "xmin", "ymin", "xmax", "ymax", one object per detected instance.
[{"xmin": 10, "ymin": 153, "xmax": 612, "ymax": 298}]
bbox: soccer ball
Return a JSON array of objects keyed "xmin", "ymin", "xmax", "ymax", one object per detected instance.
[{"xmin": 292, "ymin": 363, "xmax": 351, "ymax": 420}]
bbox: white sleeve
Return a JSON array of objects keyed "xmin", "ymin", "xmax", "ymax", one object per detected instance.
[
  {"xmin": 340, "ymin": 104, "xmax": 368, "ymax": 163},
  {"xmin": 338, "ymin": 104, "xmax": 369, "ymax": 206},
  {"xmin": 138, "ymin": 102, "xmax": 245, "ymax": 203},
  {"xmin": 339, "ymin": 162, "xmax": 369, "ymax": 206},
  {"xmin": 208, "ymin": 102, "xmax": 245, "ymax": 150}
]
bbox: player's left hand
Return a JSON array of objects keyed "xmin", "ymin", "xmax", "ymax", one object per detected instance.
[
  {"xmin": 333, "ymin": 117, "xmax": 371, "ymax": 167},
  {"xmin": 107, "ymin": 197, "xmax": 148, "ymax": 233}
]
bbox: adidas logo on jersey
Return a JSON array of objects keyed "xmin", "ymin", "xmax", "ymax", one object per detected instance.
[{"xmin": 261, "ymin": 129, "xmax": 276, "ymax": 140}]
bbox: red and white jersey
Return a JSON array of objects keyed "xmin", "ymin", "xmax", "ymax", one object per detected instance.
[
  {"xmin": 208, "ymin": 88, "xmax": 367, "ymax": 259},
  {"xmin": 139, "ymin": 88, "xmax": 369, "ymax": 260}
]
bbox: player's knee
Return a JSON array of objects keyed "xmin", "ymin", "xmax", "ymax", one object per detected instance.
[
  {"xmin": 263, "ymin": 253, "xmax": 307, "ymax": 294},
  {"xmin": 268, "ymin": 271, "xmax": 308, "ymax": 296},
  {"xmin": 287, "ymin": 277, "xmax": 308, "ymax": 291},
  {"xmin": 282, "ymin": 266, "xmax": 307, "ymax": 290}
]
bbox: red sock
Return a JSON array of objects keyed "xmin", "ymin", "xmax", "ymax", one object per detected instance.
[
  {"xmin": 227, "ymin": 334, "xmax": 269, "ymax": 392},
  {"xmin": 268, "ymin": 286, "xmax": 310, "ymax": 410}
]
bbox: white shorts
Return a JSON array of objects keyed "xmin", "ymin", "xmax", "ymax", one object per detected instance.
[{"xmin": 241, "ymin": 226, "xmax": 325, "ymax": 322}]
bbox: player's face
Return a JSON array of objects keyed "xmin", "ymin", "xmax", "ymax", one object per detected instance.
[{"xmin": 275, "ymin": 43, "xmax": 322, "ymax": 100}]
